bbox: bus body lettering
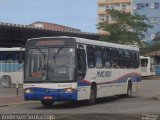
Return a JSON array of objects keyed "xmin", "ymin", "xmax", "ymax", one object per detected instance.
[{"xmin": 97, "ymin": 71, "xmax": 112, "ymax": 77}]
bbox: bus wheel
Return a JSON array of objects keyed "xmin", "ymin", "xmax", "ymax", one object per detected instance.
[
  {"xmin": 88, "ymin": 85, "xmax": 97, "ymax": 105},
  {"xmin": 41, "ymin": 100, "xmax": 54, "ymax": 107},
  {"xmin": 126, "ymin": 81, "xmax": 132, "ymax": 97}
]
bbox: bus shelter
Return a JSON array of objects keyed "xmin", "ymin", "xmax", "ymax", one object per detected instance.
[{"xmin": 0, "ymin": 22, "xmax": 102, "ymax": 47}]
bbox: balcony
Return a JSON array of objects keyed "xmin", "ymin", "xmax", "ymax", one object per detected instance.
[
  {"xmin": 98, "ymin": 11, "xmax": 109, "ymax": 15},
  {"xmin": 98, "ymin": 1, "xmax": 106, "ymax": 5},
  {"xmin": 106, "ymin": 0, "xmax": 130, "ymax": 4},
  {"xmin": 98, "ymin": 0, "xmax": 131, "ymax": 4}
]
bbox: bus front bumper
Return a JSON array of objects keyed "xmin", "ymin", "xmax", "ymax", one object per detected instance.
[{"xmin": 24, "ymin": 91, "xmax": 77, "ymax": 101}]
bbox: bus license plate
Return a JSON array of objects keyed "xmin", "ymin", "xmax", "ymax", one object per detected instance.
[{"xmin": 44, "ymin": 96, "xmax": 53, "ymax": 100}]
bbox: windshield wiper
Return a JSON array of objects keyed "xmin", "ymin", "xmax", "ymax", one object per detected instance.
[
  {"xmin": 53, "ymin": 46, "xmax": 64, "ymax": 59},
  {"xmin": 38, "ymin": 48, "xmax": 47, "ymax": 61},
  {"xmin": 49, "ymin": 46, "xmax": 64, "ymax": 74},
  {"xmin": 36, "ymin": 48, "xmax": 48, "ymax": 80}
]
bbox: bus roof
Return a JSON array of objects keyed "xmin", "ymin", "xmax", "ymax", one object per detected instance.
[
  {"xmin": 28, "ymin": 36, "xmax": 139, "ymax": 51},
  {"xmin": 76, "ymin": 37, "xmax": 139, "ymax": 51},
  {"xmin": 0, "ymin": 47, "xmax": 25, "ymax": 51},
  {"xmin": 140, "ymin": 56, "xmax": 150, "ymax": 59}
]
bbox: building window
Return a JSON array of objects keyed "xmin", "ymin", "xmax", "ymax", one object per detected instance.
[
  {"xmin": 151, "ymin": 3, "xmax": 159, "ymax": 9},
  {"xmin": 133, "ymin": 3, "xmax": 146, "ymax": 10},
  {"xmin": 154, "ymin": 3, "xmax": 159, "ymax": 9},
  {"xmin": 99, "ymin": 15, "xmax": 105, "ymax": 21},
  {"xmin": 115, "ymin": 3, "xmax": 120, "ymax": 7},
  {"xmin": 110, "ymin": 15, "xmax": 117, "ymax": 22},
  {"xmin": 122, "ymin": 4, "xmax": 127, "ymax": 10},
  {"xmin": 150, "ymin": 17, "xmax": 159, "ymax": 24},
  {"xmin": 106, "ymin": 5, "xmax": 109, "ymax": 10},
  {"xmin": 126, "ymin": 2, "xmax": 131, "ymax": 6},
  {"xmin": 133, "ymin": 4, "xmax": 137, "ymax": 10},
  {"xmin": 106, "ymin": 15, "xmax": 109, "ymax": 21},
  {"xmin": 137, "ymin": 3, "xmax": 141, "ymax": 9}
]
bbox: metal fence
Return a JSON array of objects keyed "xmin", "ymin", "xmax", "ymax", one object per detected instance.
[{"xmin": 0, "ymin": 79, "xmax": 23, "ymax": 88}]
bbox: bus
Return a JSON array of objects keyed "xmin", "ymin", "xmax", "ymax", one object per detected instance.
[
  {"xmin": 23, "ymin": 36, "xmax": 141, "ymax": 106},
  {"xmin": 140, "ymin": 56, "xmax": 155, "ymax": 77},
  {"xmin": 0, "ymin": 47, "xmax": 24, "ymax": 88}
]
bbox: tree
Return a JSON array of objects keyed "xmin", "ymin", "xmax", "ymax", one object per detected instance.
[
  {"xmin": 97, "ymin": 9, "xmax": 153, "ymax": 48},
  {"xmin": 141, "ymin": 42, "xmax": 160, "ymax": 55}
]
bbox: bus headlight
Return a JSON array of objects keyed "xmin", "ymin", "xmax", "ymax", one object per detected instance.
[
  {"xmin": 24, "ymin": 89, "xmax": 33, "ymax": 93},
  {"xmin": 63, "ymin": 88, "xmax": 76, "ymax": 93}
]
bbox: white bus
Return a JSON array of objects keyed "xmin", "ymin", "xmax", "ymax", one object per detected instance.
[
  {"xmin": 140, "ymin": 56, "xmax": 155, "ymax": 77},
  {"xmin": 23, "ymin": 36, "xmax": 141, "ymax": 106},
  {"xmin": 0, "ymin": 47, "xmax": 24, "ymax": 88}
]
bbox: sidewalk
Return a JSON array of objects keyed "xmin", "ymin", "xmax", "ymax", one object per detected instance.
[
  {"xmin": 0, "ymin": 88, "xmax": 25, "ymax": 107},
  {"xmin": 0, "ymin": 96, "xmax": 25, "ymax": 107}
]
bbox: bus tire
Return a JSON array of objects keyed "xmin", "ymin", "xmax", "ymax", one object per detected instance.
[
  {"xmin": 41, "ymin": 100, "xmax": 54, "ymax": 107},
  {"xmin": 126, "ymin": 81, "xmax": 132, "ymax": 97},
  {"xmin": 88, "ymin": 84, "xmax": 97, "ymax": 105}
]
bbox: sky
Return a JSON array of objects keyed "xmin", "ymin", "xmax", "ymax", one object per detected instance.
[{"xmin": 0, "ymin": 0, "xmax": 98, "ymax": 33}]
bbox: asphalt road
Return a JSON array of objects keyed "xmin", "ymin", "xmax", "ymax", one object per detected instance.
[{"xmin": 0, "ymin": 80, "xmax": 160, "ymax": 120}]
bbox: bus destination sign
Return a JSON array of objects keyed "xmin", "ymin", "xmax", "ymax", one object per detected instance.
[
  {"xmin": 36, "ymin": 40, "xmax": 65, "ymax": 46},
  {"xmin": 27, "ymin": 38, "xmax": 76, "ymax": 47}
]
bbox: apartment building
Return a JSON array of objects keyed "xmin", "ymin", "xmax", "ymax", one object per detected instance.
[
  {"xmin": 97, "ymin": 0, "xmax": 131, "ymax": 33},
  {"xmin": 132, "ymin": 0, "xmax": 160, "ymax": 42}
]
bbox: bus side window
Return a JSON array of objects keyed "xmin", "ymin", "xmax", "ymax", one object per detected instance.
[
  {"xmin": 77, "ymin": 48, "xmax": 87, "ymax": 80},
  {"xmin": 103, "ymin": 48, "xmax": 111, "ymax": 68},
  {"xmin": 111, "ymin": 48, "xmax": 119, "ymax": 68},
  {"xmin": 87, "ymin": 46, "xmax": 95, "ymax": 68},
  {"xmin": 95, "ymin": 47, "xmax": 103, "ymax": 68},
  {"xmin": 125, "ymin": 50, "xmax": 131, "ymax": 68},
  {"xmin": 131, "ymin": 51, "xmax": 139, "ymax": 68},
  {"xmin": 137, "ymin": 52, "xmax": 140, "ymax": 68},
  {"xmin": 135, "ymin": 52, "xmax": 140, "ymax": 68},
  {"xmin": 118, "ymin": 49, "xmax": 125, "ymax": 68}
]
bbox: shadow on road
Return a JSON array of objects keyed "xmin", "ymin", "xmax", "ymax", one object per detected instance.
[{"xmin": 33, "ymin": 96, "xmax": 138, "ymax": 110}]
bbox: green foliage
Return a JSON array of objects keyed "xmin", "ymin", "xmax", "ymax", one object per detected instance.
[
  {"xmin": 97, "ymin": 9, "xmax": 153, "ymax": 48},
  {"xmin": 141, "ymin": 42, "xmax": 160, "ymax": 55}
]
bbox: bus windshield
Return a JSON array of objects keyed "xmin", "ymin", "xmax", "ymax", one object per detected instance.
[{"xmin": 25, "ymin": 47, "xmax": 75, "ymax": 82}]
